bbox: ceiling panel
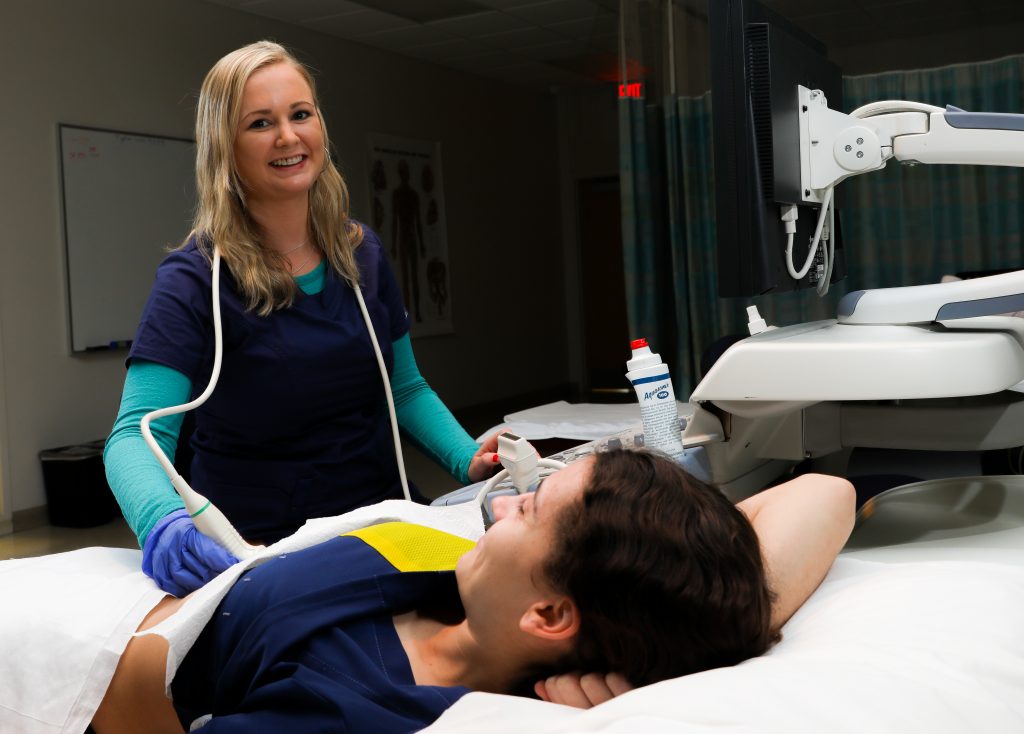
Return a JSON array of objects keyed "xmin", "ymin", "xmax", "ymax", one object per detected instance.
[
  {"xmin": 311, "ymin": 8, "xmax": 415, "ymax": 37},
  {"xmin": 471, "ymin": 0, "xmax": 562, "ymax": 8},
  {"xmin": 238, "ymin": 0, "xmax": 366, "ymax": 23},
  {"xmin": 359, "ymin": 24, "xmax": 459, "ymax": 50},
  {"xmin": 486, "ymin": 61, "xmax": 593, "ymax": 87},
  {"xmin": 444, "ymin": 49, "xmax": 529, "ymax": 68},
  {"xmin": 548, "ymin": 13, "xmax": 618, "ymax": 40},
  {"xmin": 354, "ymin": 0, "xmax": 492, "ymax": 22},
  {"xmin": 405, "ymin": 37, "xmax": 494, "ymax": 60},
  {"xmin": 202, "ymin": 0, "xmax": 1024, "ymax": 92},
  {"xmin": 481, "ymin": 25, "xmax": 565, "ymax": 49},
  {"xmin": 518, "ymin": 39, "xmax": 589, "ymax": 61},
  {"xmin": 425, "ymin": 10, "xmax": 533, "ymax": 35},
  {"xmin": 505, "ymin": 0, "xmax": 608, "ymax": 26}
]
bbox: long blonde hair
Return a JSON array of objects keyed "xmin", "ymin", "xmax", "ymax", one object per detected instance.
[{"xmin": 187, "ymin": 40, "xmax": 362, "ymax": 315}]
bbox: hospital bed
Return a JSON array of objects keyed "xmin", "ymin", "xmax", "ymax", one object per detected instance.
[
  {"xmin": 2, "ymin": 480, "xmax": 1022, "ymax": 734},
  {"xmin": 419, "ymin": 382, "xmax": 1024, "ymax": 732},
  {"xmin": 425, "ymin": 476, "xmax": 1024, "ymax": 734}
]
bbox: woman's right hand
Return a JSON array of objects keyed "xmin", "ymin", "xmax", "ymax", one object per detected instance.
[
  {"xmin": 465, "ymin": 430, "xmax": 502, "ymax": 483},
  {"xmin": 141, "ymin": 509, "xmax": 239, "ymax": 597}
]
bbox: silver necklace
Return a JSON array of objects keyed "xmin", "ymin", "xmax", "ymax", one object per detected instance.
[
  {"xmin": 290, "ymin": 248, "xmax": 315, "ymax": 274},
  {"xmin": 281, "ymin": 239, "xmax": 307, "ymax": 255}
]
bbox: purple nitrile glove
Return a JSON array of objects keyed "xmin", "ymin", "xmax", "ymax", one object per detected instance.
[{"xmin": 142, "ymin": 509, "xmax": 239, "ymax": 597}]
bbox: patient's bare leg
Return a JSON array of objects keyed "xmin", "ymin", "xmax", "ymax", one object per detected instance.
[{"xmin": 91, "ymin": 595, "xmax": 188, "ymax": 734}]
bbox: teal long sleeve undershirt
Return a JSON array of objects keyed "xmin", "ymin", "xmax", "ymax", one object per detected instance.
[
  {"xmin": 104, "ymin": 267, "xmax": 479, "ymax": 547},
  {"xmin": 103, "ymin": 364, "xmax": 190, "ymax": 547},
  {"xmin": 389, "ymin": 334, "xmax": 480, "ymax": 485}
]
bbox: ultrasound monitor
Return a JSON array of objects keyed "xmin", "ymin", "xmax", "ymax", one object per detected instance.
[{"xmin": 710, "ymin": 0, "xmax": 846, "ymax": 298}]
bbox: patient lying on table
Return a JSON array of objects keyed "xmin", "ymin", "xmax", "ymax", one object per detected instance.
[{"xmin": 92, "ymin": 450, "xmax": 854, "ymax": 733}]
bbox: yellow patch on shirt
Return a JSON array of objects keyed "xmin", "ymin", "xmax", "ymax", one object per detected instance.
[{"xmin": 343, "ymin": 522, "xmax": 476, "ymax": 572}]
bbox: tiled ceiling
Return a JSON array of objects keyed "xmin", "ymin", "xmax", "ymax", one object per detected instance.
[
  {"xmin": 202, "ymin": 0, "xmax": 1024, "ymax": 91},
  {"xmin": 763, "ymin": 0, "xmax": 1024, "ymax": 50},
  {"xmin": 203, "ymin": 0, "xmax": 622, "ymax": 91}
]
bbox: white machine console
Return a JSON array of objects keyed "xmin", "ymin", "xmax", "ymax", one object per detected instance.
[{"xmin": 687, "ymin": 89, "xmax": 1024, "ymax": 495}]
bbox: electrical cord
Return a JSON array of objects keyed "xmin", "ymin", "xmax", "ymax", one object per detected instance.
[
  {"xmin": 140, "ymin": 248, "xmax": 263, "ymax": 559},
  {"xmin": 475, "ymin": 458, "xmax": 568, "ymax": 529},
  {"xmin": 784, "ymin": 185, "xmax": 835, "ymax": 283},
  {"xmin": 816, "ymin": 192, "xmax": 836, "ymax": 296},
  {"xmin": 786, "ymin": 98, "xmax": 938, "ymax": 295},
  {"xmin": 141, "ymin": 246, "xmax": 413, "ymax": 558},
  {"xmin": 788, "ymin": 96, "xmax": 934, "ymax": 295},
  {"xmin": 352, "ymin": 283, "xmax": 411, "ymax": 501}
]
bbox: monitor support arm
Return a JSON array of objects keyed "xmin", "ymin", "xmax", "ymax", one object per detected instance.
[
  {"xmin": 797, "ymin": 85, "xmax": 1024, "ymax": 325},
  {"xmin": 799, "ymin": 85, "xmax": 1024, "ymax": 198}
]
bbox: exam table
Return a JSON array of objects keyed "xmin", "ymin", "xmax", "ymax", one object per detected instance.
[{"xmin": 2, "ymin": 475, "xmax": 1021, "ymax": 734}]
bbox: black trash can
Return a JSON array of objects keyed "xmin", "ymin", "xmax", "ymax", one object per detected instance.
[{"xmin": 39, "ymin": 439, "xmax": 120, "ymax": 528}]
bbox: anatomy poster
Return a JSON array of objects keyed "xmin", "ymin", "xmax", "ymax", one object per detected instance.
[{"xmin": 367, "ymin": 134, "xmax": 453, "ymax": 337}]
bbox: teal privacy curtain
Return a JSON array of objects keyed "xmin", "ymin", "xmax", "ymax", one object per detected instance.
[
  {"xmin": 841, "ymin": 57, "xmax": 1024, "ymax": 288},
  {"xmin": 620, "ymin": 0, "xmax": 1024, "ymax": 398}
]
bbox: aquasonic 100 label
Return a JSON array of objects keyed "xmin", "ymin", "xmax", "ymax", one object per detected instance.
[{"xmin": 625, "ymin": 338, "xmax": 685, "ymax": 459}]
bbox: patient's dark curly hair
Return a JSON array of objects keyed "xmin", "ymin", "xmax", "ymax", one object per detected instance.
[{"xmin": 542, "ymin": 449, "xmax": 776, "ymax": 687}]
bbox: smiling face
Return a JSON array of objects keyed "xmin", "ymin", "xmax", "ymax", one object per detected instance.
[
  {"xmin": 456, "ymin": 458, "xmax": 592, "ymax": 637},
  {"xmin": 233, "ymin": 62, "xmax": 325, "ymax": 205}
]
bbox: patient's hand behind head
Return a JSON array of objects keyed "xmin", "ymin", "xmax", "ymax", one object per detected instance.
[
  {"xmin": 535, "ymin": 671, "xmax": 633, "ymax": 709},
  {"xmin": 541, "ymin": 449, "xmax": 775, "ymax": 687}
]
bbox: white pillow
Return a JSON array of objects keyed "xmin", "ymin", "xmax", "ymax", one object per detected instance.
[{"xmin": 426, "ymin": 557, "xmax": 1024, "ymax": 733}]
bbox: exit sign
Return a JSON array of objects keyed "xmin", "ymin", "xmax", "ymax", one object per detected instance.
[{"xmin": 618, "ymin": 82, "xmax": 643, "ymax": 98}]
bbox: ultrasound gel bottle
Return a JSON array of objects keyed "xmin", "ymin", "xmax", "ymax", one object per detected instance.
[{"xmin": 626, "ymin": 338, "xmax": 685, "ymax": 459}]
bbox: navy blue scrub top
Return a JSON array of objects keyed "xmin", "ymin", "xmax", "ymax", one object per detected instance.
[
  {"xmin": 130, "ymin": 226, "xmax": 412, "ymax": 542},
  {"xmin": 172, "ymin": 532, "xmax": 470, "ymax": 733}
]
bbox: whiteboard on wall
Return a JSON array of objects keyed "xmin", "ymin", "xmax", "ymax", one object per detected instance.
[{"xmin": 59, "ymin": 124, "xmax": 196, "ymax": 352}]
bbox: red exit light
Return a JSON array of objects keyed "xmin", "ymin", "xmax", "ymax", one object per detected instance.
[{"xmin": 618, "ymin": 82, "xmax": 643, "ymax": 98}]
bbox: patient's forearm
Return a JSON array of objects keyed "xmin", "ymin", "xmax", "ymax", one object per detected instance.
[
  {"xmin": 92, "ymin": 595, "xmax": 188, "ymax": 734},
  {"xmin": 737, "ymin": 474, "xmax": 856, "ymax": 631}
]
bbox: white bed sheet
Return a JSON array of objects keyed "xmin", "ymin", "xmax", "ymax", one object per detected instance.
[
  {"xmin": 424, "ymin": 554, "xmax": 1024, "ymax": 733},
  {"xmin": 0, "ymin": 500, "xmax": 484, "ymax": 734},
  {"xmin": 424, "ymin": 487, "xmax": 1024, "ymax": 734},
  {"xmin": 0, "ymin": 548, "xmax": 165, "ymax": 734},
  {"xmin": 3, "ymin": 495, "xmax": 1022, "ymax": 734}
]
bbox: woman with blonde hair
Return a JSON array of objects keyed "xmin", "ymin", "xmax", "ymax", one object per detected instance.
[{"xmin": 104, "ymin": 41, "xmax": 499, "ymax": 597}]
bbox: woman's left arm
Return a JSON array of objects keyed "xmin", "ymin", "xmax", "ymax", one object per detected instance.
[
  {"xmin": 737, "ymin": 473, "xmax": 856, "ymax": 632},
  {"xmin": 391, "ymin": 334, "xmax": 497, "ymax": 484}
]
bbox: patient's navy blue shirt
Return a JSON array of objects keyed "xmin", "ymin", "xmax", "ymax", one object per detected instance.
[
  {"xmin": 129, "ymin": 226, "xmax": 412, "ymax": 542},
  {"xmin": 172, "ymin": 528, "xmax": 471, "ymax": 733}
]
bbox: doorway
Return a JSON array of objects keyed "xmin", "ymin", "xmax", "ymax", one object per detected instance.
[{"xmin": 576, "ymin": 177, "xmax": 631, "ymax": 401}]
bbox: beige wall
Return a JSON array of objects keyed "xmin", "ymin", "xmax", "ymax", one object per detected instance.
[
  {"xmin": 0, "ymin": 308, "xmax": 9, "ymax": 534},
  {"xmin": 0, "ymin": 0, "xmax": 570, "ymax": 514}
]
